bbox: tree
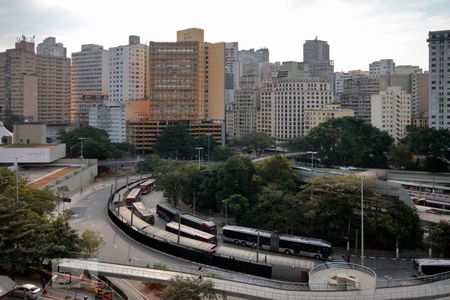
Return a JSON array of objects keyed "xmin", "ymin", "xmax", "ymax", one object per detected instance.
[
  {"xmin": 256, "ymin": 156, "xmax": 299, "ymax": 192},
  {"xmin": 405, "ymin": 127, "xmax": 450, "ymax": 172},
  {"xmin": 80, "ymin": 230, "xmax": 104, "ymax": 255},
  {"xmin": 433, "ymin": 221, "xmax": 450, "ymax": 257},
  {"xmin": 161, "ymin": 275, "xmax": 224, "ymax": 300},
  {"xmin": 195, "ymin": 135, "xmax": 217, "ymax": 161},
  {"xmin": 138, "ymin": 154, "xmax": 163, "ymax": 174},
  {"xmin": 211, "ymin": 147, "xmax": 235, "ymax": 162},
  {"xmin": 287, "ymin": 117, "xmax": 393, "ymax": 168},
  {"xmin": 222, "ymin": 194, "xmax": 249, "ymax": 224},
  {"xmin": 154, "ymin": 124, "xmax": 194, "ymax": 159},
  {"xmin": 389, "ymin": 144, "xmax": 413, "ymax": 169},
  {"xmin": 239, "ymin": 132, "xmax": 274, "ymax": 158}
]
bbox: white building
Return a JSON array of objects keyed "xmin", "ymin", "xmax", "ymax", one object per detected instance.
[
  {"xmin": 427, "ymin": 30, "xmax": 450, "ymax": 130},
  {"xmin": 89, "ymin": 102, "xmax": 126, "ymax": 143},
  {"xmin": 225, "ymin": 42, "xmax": 239, "ymax": 105},
  {"xmin": 371, "ymin": 86, "xmax": 411, "ymax": 143},
  {"xmin": 37, "ymin": 37, "xmax": 66, "ymax": 58},
  {"xmin": 369, "ymin": 59, "xmax": 395, "ymax": 76},
  {"xmin": 71, "ymin": 44, "xmax": 109, "ymax": 126},
  {"xmin": 108, "ymin": 36, "xmax": 147, "ymax": 104},
  {"xmin": 233, "ymin": 73, "xmax": 260, "ymax": 139},
  {"xmin": 257, "ymin": 62, "xmax": 333, "ymax": 142},
  {"xmin": 334, "ymin": 70, "xmax": 368, "ymax": 96},
  {"xmin": 303, "ymin": 104, "xmax": 354, "ymax": 135}
]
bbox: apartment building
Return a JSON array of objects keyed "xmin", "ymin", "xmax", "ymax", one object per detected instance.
[
  {"xmin": 369, "ymin": 59, "xmax": 395, "ymax": 76},
  {"xmin": 303, "ymin": 104, "xmax": 354, "ymax": 135},
  {"xmin": 340, "ymin": 75, "xmax": 380, "ymax": 121}
]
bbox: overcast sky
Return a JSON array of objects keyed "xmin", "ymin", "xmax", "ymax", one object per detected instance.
[{"xmin": 0, "ymin": 0, "xmax": 449, "ymax": 71}]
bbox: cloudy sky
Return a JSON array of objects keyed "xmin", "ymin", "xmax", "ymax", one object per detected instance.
[{"xmin": 0, "ymin": 0, "xmax": 449, "ymax": 71}]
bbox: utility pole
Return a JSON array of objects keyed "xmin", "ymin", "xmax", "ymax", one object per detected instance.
[
  {"xmin": 12, "ymin": 156, "xmax": 19, "ymax": 202},
  {"xmin": 195, "ymin": 147, "xmax": 204, "ymax": 168},
  {"xmin": 78, "ymin": 137, "xmax": 86, "ymax": 160},
  {"xmin": 177, "ymin": 214, "xmax": 181, "ymax": 245},
  {"xmin": 361, "ymin": 177, "xmax": 364, "ymax": 266}
]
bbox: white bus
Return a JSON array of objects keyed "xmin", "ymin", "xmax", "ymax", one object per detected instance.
[
  {"xmin": 165, "ymin": 222, "xmax": 216, "ymax": 244},
  {"xmin": 413, "ymin": 259, "xmax": 450, "ymax": 276},
  {"xmin": 222, "ymin": 225, "xmax": 332, "ymax": 260},
  {"xmin": 131, "ymin": 202, "xmax": 155, "ymax": 225}
]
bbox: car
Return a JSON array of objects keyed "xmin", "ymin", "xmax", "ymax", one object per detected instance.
[
  {"xmin": 339, "ymin": 166, "xmax": 349, "ymax": 171},
  {"xmin": 11, "ymin": 284, "xmax": 41, "ymax": 299}
]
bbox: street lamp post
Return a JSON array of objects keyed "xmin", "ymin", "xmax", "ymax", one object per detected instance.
[
  {"xmin": 11, "ymin": 156, "xmax": 19, "ymax": 202},
  {"xmin": 361, "ymin": 176, "xmax": 365, "ymax": 266},
  {"xmin": 195, "ymin": 147, "xmax": 204, "ymax": 168},
  {"xmin": 206, "ymin": 134, "xmax": 212, "ymax": 163},
  {"xmin": 78, "ymin": 137, "xmax": 86, "ymax": 160},
  {"xmin": 37, "ymin": 274, "xmax": 58, "ymax": 299},
  {"xmin": 193, "ymin": 192, "xmax": 196, "ymax": 216},
  {"xmin": 306, "ymin": 151, "xmax": 318, "ymax": 172}
]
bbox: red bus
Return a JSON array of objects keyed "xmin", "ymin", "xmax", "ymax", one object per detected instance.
[
  {"xmin": 126, "ymin": 188, "xmax": 141, "ymax": 206},
  {"xmin": 140, "ymin": 179, "xmax": 156, "ymax": 194}
]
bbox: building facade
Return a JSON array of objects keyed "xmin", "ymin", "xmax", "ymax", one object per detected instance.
[
  {"xmin": 371, "ymin": 86, "xmax": 411, "ymax": 143},
  {"xmin": 232, "ymin": 73, "xmax": 260, "ymax": 139},
  {"xmin": 225, "ymin": 42, "xmax": 239, "ymax": 105},
  {"xmin": 334, "ymin": 70, "xmax": 368, "ymax": 96},
  {"xmin": 427, "ymin": 30, "xmax": 450, "ymax": 130},
  {"xmin": 303, "ymin": 104, "xmax": 354, "ymax": 135},
  {"xmin": 369, "ymin": 59, "xmax": 395, "ymax": 76},
  {"xmin": 71, "ymin": 44, "xmax": 109, "ymax": 126},
  {"xmin": 37, "ymin": 37, "xmax": 66, "ymax": 58},
  {"xmin": 303, "ymin": 38, "xmax": 334, "ymax": 95},
  {"xmin": 340, "ymin": 75, "xmax": 380, "ymax": 121},
  {"xmin": 89, "ymin": 102, "xmax": 126, "ymax": 143}
]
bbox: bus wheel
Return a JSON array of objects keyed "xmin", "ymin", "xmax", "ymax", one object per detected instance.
[
  {"xmin": 234, "ymin": 240, "xmax": 239, "ymax": 245},
  {"xmin": 284, "ymin": 249, "xmax": 291, "ymax": 255},
  {"xmin": 314, "ymin": 254, "xmax": 321, "ymax": 260},
  {"xmin": 241, "ymin": 241, "xmax": 247, "ymax": 247}
]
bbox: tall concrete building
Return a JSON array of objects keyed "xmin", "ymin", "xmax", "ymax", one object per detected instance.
[
  {"xmin": 71, "ymin": 44, "xmax": 109, "ymax": 126},
  {"xmin": 37, "ymin": 37, "xmax": 66, "ymax": 58},
  {"xmin": 256, "ymin": 62, "xmax": 333, "ymax": 142},
  {"xmin": 334, "ymin": 70, "xmax": 368, "ymax": 96},
  {"xmin": 303, "ymin": 104, "xmax": 354, "ymax": 135},
  {"xmin": 127, "ymin": 28, "xmax": 225, "ymax": 152},
  {"xmin": 89, "ymin": 102, "xmax": 126, "ymax": 143},
  {"xmin": 225, "ymin": 42, "xmax": 239, "ymax": 105},
  {"xmin": 232, "ymin": 73, "xmax": 260, "ymax": 139},
  {"xmin": 427, "ymin": 30, "xmax": 450, "ymax": 130},
  {"xmin": 340, "ymin": 75, "xmax": 380, "ymax": 121},
  {"xmin": 238, "ymin": 48, "xmax": 270, "ymax": 80},
  {"xmin": 369, "ymin": 59, "xmax": 395, "ymax": 76},
  {"xmin": 109, "ymin": 35, "xmax": 147, "ymax": 103},
  {"xmin": 371, "ymin": 86, "xmax": 411, "ymax": 143},
  {"xmin": 0, "ymin": 37, "xmax": 38, "ymax": 121},
  {"xmin": 303, "ymin": 37, "xmax": 334, "ymax": 95}
]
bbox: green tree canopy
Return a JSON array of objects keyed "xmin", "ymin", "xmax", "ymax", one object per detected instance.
[
  {"xmin": 433, "ymin": 221, "xmax": 450, "ymax": 257},
  {"xmin": 238, "ymin": 131, "xmax": 275, "ymax": 158},
  {"xmin": 222, "ymin": 194, "xmax": 249, "ymax": 224},
  {"xmin": 287, "ymin": 117, "xmax": 393, "ymax": 168},
  {"xmin": 80, "ymin": 230, "xmax": 104, "ymax": 255},
  {"xmin": 58, "ymin": 126, "xmax": 132, "ymax": 160},
  {"xmin": 389, "ymin": 144, "xmax": 413, "ymax": 169},
  {"xmin": 256, "ymin": 155, "xmax": 299, "ymax": 192},
  {"xmin": 404, "ymin": 127, "xmax": 450, "ymax": 171},
  {"xmin": 161, "ymin": 275, "xmax": 224, "ymax": 300},
  {"xmin": 154, "ymin": 123, "xmax": 195, "ymax": 159}
]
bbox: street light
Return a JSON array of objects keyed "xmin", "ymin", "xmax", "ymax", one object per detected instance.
[
  {"xmin": 78, "ymin": 137, "xmax": 86, "ymax": 160},
  {"xmin": 361, "ymin": 176, "xmax": 365, "ymax": 266},
  {"xmin": 195, "ymin": 147, "xmax": 204, "ymax": 168},
  {"xmin": 306, "ymin": 151, "xmax": 318, "ymax": 172},
  {"xmin": 10, "ymin": 156, "xmax": 19, "ymax": 202},
  {"xmin": 206, "ymin": 134, "xmax": 212, "ymax": 163},
  {"xmin": 37, "ymin": 274, "xmax": 58, "ymax": 299}
]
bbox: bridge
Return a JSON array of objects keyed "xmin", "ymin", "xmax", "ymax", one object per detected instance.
[{"xmin": 55, "ymin": 258, "xmax": 450, "ymax": 300}]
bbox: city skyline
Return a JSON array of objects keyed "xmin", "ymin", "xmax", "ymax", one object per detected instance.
[{"xmin": 1, "ymin": 0, "xmax": 449, "ymax": 71}]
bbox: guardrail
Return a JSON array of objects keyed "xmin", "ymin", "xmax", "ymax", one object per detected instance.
[{"xmin": 376, "ymin": 270, "xmax": 450, "ymax": 288}]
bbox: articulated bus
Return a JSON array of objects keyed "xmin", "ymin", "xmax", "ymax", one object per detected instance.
[
  {"xmin": 156, "ymin": 204, "xmax": 217, "ymax": 235},
  {"xmin": 131, "ymin": 202, "xmax": 155, "ymax": 225},
  {"xmin": 140, "ymin": 179, "xmax": 156, "ymax": 194},
  {"xmin": 222, "ymin": 225, "xmax": 332, "ymax": 260},
  {"xmin": 413, "ymin": 259, "xmax": 450, "ymax": 276},
  {"xmin": 165, "ymin": 222, "xmax": 217, "ymax": 244},
  {"xmin": 126, "ymin": 188, "xmax": 141, "ymax": 206}
]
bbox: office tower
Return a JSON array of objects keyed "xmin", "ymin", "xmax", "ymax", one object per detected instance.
[
  {"xmin": 37, "ymin": 37, "xmax": 67, "ymax": 58},
  {"xmin": 427, "ymin": 30, "xmax": 450, "ymax": 130},
  {"xmin": 340, "ymin": 75, "xmax": 380, "ymax": 121},
  {"xmin": 225, "ymin": 42, "xmax": 239, "ymax": 105},
  {"xmin": 256, "ymin": 61, "xmax": 333, "ymax": 142},
  {"xmin": 89, "ymin": 102, "xmax": 126, "ymax": 143},
  {"xmin": 334, "ymin": 70, "xmax": 368, "ymax": 96},
  {"xmin": 109, "ymin": 35, "xmax": 147, "ymax": 103},
  {"xmin": 127, "ymin": 28, "xmax": 225, "ymax": 152},
  {"xmin": 238, "ymin": 48, "xmax": 270, "ymax": 80},
  {"xmin": 0, "ymin": 37, "xmax": 38, "ymax": 122},
  {"xmin": 371, "ymin": 86, "xmax": 411, "ymax": 143},
  {"xmin": 35, "ymin": 37, "xmax": 71, "ymax": 124},
  {"xmin": 71, "ymin": 44, "xmax": 109, "ymax": 126},
  {"xmin": 369, "ymin": 59, "xmax": 395, "ymax": 76},
  {"xmin": 303, "ymin": 104, "xmax": 354, "ymax": 135},
  {"xmin": 303, "ymin": 37, "xmax": 334, "ymax": 94},
  {"xmin": 233, "ymin": 73, "xmax": 260, "ymax": 139}
]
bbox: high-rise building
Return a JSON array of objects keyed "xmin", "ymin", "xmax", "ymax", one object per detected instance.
[
  {"xmin": 89, "ymin": 102, "xmax": 126, "ymax": 143},
  {"xmin": 303, "ymin": 104, "xmax": 354, "ymax": 135},
  {"xmin": 0, "ymin": 37, "xmax": 38, "ymax": 121},
  {"xmin": 238, "ymin": 48, "xmax": 269, "ymax": 80},
  {"xmin": 225, "ymin": 42, "xmax": 239, "ymax": 105},
  {"xmin": 35, "ymin": 37, "xmax": 71, "ymax": 124},
  {"xmin": 71, "ymin": 44, "xmax": 109, "ymax": 126},
  {"xmin": 37, "ymin": 37, "xmax": 66, "ymax": 58},
  {"xmin": 427, "ymin": 30, "xmax": 450, "ymax": 130},
  {"xmin": 127, "ymin": 28, "xmax": 225, "ymax": 152},
  {"xmin": 371, "ymin": 86, "xmax": 411, "ymax": 143},
  {"xmin": 303, "ymin": 37, "xmax": 334, "ymax": 95},
  {"xmin": 369, "ymin": 59, "xmax": 395, "ymax": 76},
  {"xmin": 257, "ymin": 62, "xmax": 333, "ymax": 142},
  {"xmin": 334, "ymin": 70, "xmax": 368, "ymax": 96},
  {"xmin": 232, "ymin": 73, "xmax": 260, "ymax": 139},
  {"xmin": 340, "ymin": 75, "xmax": 380, "ymax": 121},
  {"xmin": 108, "ymin": 35, "xmax": 147, "ymax": 103}
]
